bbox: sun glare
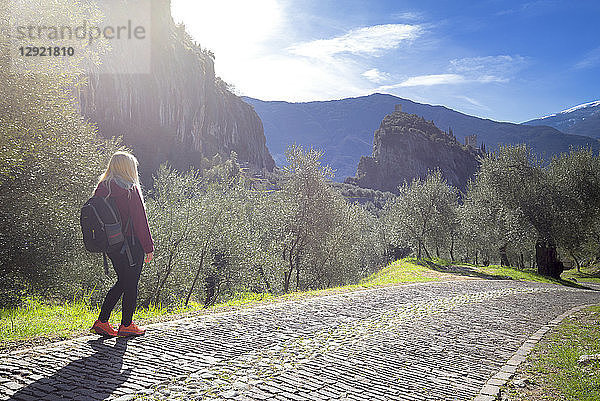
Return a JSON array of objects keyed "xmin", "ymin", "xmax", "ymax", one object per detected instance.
[{"xmin": 171, "ymin": 0, "xmax": 283, "ymax": 55}]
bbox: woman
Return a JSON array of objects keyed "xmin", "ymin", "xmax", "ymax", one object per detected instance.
[{"xmin": 90, "ymin": 151, "xmax": 154, "ymax": 337}]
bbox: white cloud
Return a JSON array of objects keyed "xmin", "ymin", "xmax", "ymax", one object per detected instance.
[
  {"xmin": 495, "ymin": 9, "xmax": 516, "ymax": 16},
  {"xmin": 455, "ymin": 95, "xmax": 490, "ymax": 111},
  {"xmin": 449, "ymin": 55, "xmax": 527, "ymax": 77},
  {"xmin": 173, "ymin": 3, "xmax": 413, "ymax": 102},
  {"xmin": 477, "ymin": 75, "xmax": 509, "ymax": 83},
  {"xmin": 496, "ymin": 1, "xmax": 560, "ymax": 17},
  {"xmin": 380, "ymin": 74, "xmax": 465, "ymax": 88},
  {"xmin": 381, "ymin": 55, "xmax": 523, "ymax": 88},
  {"xmin": 391, "ymin": 11, "xmax": 425, "ymax": 22},
  {"xmin": 574, "ymin": 46, "xmax": 600, "ymax": 69},
  {"xmin": 379, "ymin": 73, "xmax": 507, "ymax": 89},
  {"xmin": 170, "ymin": 4, "xmax": 427, "ymax": 103},
  {"xmin": 288, "ymin": 24, "xmax": 421, "ymax": 59},
  {"xmin": 362, "ymin": 68, "xmax": 391, "ymax": 83}
]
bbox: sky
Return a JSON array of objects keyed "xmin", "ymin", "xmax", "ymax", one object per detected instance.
[{"xmin": 171, "ymin": 0, "xmax": 600, "ymax": 123}]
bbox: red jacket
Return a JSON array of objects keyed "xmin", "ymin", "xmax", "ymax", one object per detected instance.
[{"xmin": 94, "ymin": 180, "xmax": 154, "ymax": 254}]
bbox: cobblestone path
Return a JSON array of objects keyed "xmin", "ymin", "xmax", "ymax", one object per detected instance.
[{"xmin": 1, "ymin": 280, "xmax": 599, "ymax": 401}]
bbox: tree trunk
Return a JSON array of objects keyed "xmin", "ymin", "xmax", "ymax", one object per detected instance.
[
  {"xmin": 536, "ymin": 240, "xmax": 564, "ymax": 279},
  {"xmin": 422, "ymin": 243, "xmax": 431, "ymax": 259},
  {"xmin": 284, "ymin": 253, "xmax": 294, "ymax": 293},
  {"xmin": 284, "ymin": 271, "xmax": 290, "ymax": 293},
  {"xmin": 499, "ymin": 245, "xmax": 510, "ymax": 267},
  {"xmin": 257, "ymin": 264, "xmax": 271, "ymax": 292},
  {"xmin": 295, "ymin": 249, "xmax": 300, "ymax": 290},
  {"xmin": 519, "ymin": 253, "xmax": 525, "ymax": 269},
  {"xmin": 147, "ymin": 245, "xmax": 179, "ymax": 307},
  {"xmin": 185, "ymin": 241, "xmax": 209, "ymax": 307},
  {"xmin": 449, "ymin": 235, "xmax": 455, "ymax": 261},
  {"xmin": 475, "ymin": 249, "xmax": 478, "ymax": 265},
  {"xmin": 568, "ymin": 250, "xmax": 581, "ymax": 273},
  {"xmin": 204, "ymin": 275, "xmax": 217, "ymax": 307}
]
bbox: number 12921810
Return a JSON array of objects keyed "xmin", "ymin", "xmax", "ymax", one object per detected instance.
[{"xmin": 19, "ymin": 46, "xmax": 75, "ymax": 56}]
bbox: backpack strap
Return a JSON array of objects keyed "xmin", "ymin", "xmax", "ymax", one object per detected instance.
[
  {"xmin": 123, "ymin": 214, "xmax": 132, "ymax": 239},
  {"xmin": 121, "ymin": 241, "xmax": 135, "ymax": 267},
  {"xmin": 100, "ymin": 197, "xmax": 120, "ymax": 224},
  {"xmin": 122, "ymin": 199, "xmax": 135, "ymax": 266},
  {"xmin": 103, "ymin": 252, "xmax": 109, "ymax": 275},
  {"xmin": 125, "ymin": 193, "xmax": 135, "ymax": 247},
  {"xmin": 86, "ymin": 203, "xmax": 105, "ymax": 228},
  {"xmin": 121, "ymin": 216, "xmax": 135, "ymax": 267}
]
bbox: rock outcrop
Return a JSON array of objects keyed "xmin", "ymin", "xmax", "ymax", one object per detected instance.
[
  {"xmin": 346, "ymin": 111, "xmax": 480, "ymax": 192},
  {"xmin": 77, "ymin": 0, "xmax": 274, "ymax": 181}
]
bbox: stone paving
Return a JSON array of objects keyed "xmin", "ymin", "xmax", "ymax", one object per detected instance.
[{"xmin": 1, "ymin": 280, "xmax": 599, "ymax": 401}]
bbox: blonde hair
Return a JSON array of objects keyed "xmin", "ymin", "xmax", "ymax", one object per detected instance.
[{"xmin": 97, "ymin": 151, "xmax": 143, "ymax": 201}]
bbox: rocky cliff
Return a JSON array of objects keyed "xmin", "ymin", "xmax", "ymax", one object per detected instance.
[
  {"xmin": 78, "ymin": 0, "xmax": 274, "ymax": 181},
  {"xmin": 346, "ymin": 111, "xmax": 480, "ymax": 192}
]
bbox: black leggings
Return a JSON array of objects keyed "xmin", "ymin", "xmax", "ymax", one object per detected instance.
[{"xmin": 99, "ymin": 238, "xmax": 144, "ymax": 326}]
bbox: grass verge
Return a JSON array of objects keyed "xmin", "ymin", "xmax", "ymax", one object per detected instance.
[
  {"xmin": 414, "ymin": 258, "xmax": 587, "ymax": 288},
  {"xmin": 0, "ymin": 295, "xmax": 205, "ymax": 352},
  {"xmin": 479, "ymin": 265, "xmax": 586, "ymax": 288},
  {"xmin": 503, "ymin": 305, "xmax": 600, "ymax": 401},
  {"xmin": 562, "ymin": 266, "xmax": 600, "ymax": 284}
]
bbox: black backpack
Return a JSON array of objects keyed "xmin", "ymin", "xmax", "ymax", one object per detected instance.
[{"xmin": 80, "ymin": 196, "xmax": 133, "ymax": 274}]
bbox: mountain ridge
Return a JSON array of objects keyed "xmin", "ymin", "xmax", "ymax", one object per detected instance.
[{"xmin": 244, "ymin": 93, "xmax": 599, "ymax": 181}]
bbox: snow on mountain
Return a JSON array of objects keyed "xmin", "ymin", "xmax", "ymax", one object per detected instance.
[
  {"xmin": 524, "ymin": 100, "xmax": 600, "ymax": 138},
  {"xmin": 538, "ymin": 100, "xmax": 600, "ymax": 119}
]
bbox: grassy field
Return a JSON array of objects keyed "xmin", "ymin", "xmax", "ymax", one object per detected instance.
[
  {"xmin": 562, "ymin": 265, "xmax": 600, "ymax": 284},
  {"xmin": 480, "ymin": 265, "xmax": 587, "ymax": 288},
  {"xmin": 0, "ymin": 291, "xmax": 278, "ymax": 352},
  {"xmin": 504, "ymin": 305, "xmax": 600, "ymax": 401},
  {"xmin": 0, "ymin": 295, "xmax": 205, "ymax": 351},
  {"xmin": 0, "ymin": 258, "xmax": 589, "ymax": 352},
  {"xmin": 411, "ymin": 258, "xmax": 586, "ymax": 287}
]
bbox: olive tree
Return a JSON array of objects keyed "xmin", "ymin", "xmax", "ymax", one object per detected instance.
[
  {"xmin": 548, "ymin": 148, "xmax": 600, "ymax": 271},
  {"xmin": 142, "ymin": 158, "xmax": 260, "ymax": 307},
  {"xmin": 459, "ymin": 179, "xmax": 535, "ymax": 266},
  {"xmin": 272, "ymin": 145, "xmax": 383, "ymax": 292},
  {"xmin": 385, "ymin": 170, "xmax": 458, "ymax": 259},
  {"xmin": 470, "ymin": 145, "xmax": 600, "ymax": 277}
]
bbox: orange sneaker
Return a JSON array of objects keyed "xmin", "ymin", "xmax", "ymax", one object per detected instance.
[
  {"xmin": 91, "ymin": 320, "xmax": 118, "ymax": 337},
  {"xmin": 117, "ymin": 322, "xmax": 146, "ymax": 337}
]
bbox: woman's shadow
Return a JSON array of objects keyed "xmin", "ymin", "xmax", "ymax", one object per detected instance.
[{"xmin": 10, "ymin": 337, "xmax": 132, "ymax": 401}]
